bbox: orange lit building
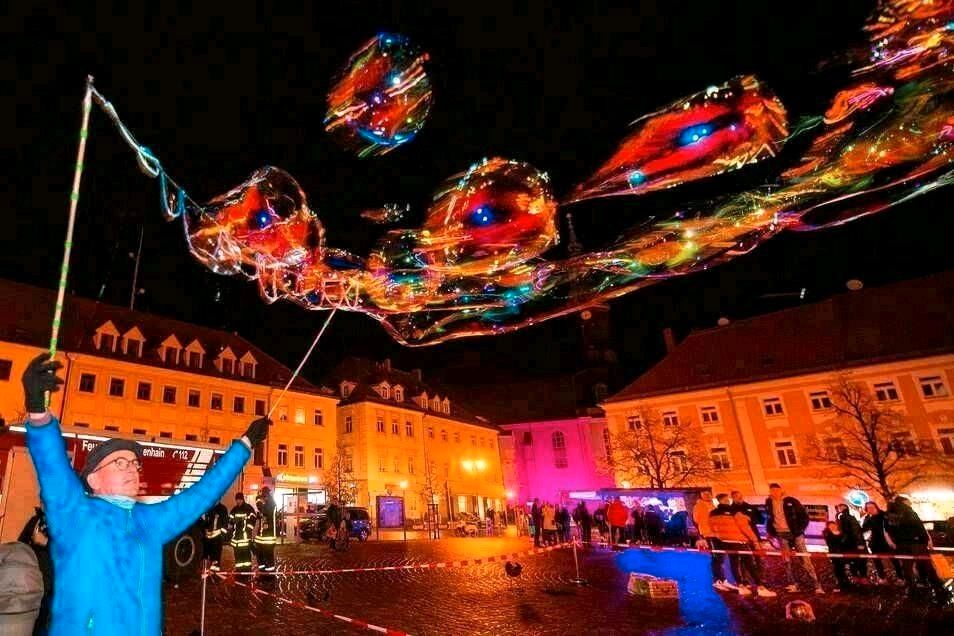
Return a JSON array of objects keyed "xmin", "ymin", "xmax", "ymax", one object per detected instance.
[
  {"xmin": 325, "ymin": 358, "xmax": 506, "ymax": 521},
  {"xmin": 603, "ymin": 273, "xmax": 954, "ymax": 519},
  {"xmin": 0, "ymin": 279, "xmax": 338, "ymax": 536}
]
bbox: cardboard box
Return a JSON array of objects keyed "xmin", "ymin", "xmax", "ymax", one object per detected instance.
[{"xmin": 627, "ymin": 572, "xmax": 679, "ymax": 599}]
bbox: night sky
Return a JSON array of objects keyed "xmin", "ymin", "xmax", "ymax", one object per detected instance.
[{"xmin": 3, "ymin": 1, "xmax": 952, "ymax": 387}]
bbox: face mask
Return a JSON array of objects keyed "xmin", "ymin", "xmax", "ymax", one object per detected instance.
[{"xmin": 94, "ymin": 494, "xmax": 137, "ymax": 510}]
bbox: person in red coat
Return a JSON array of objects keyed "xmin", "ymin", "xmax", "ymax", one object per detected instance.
[{"xmin": 607, "ymin": 498, "xmax": 629, "ymax": 545}]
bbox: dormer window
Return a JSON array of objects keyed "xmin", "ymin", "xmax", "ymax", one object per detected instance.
[
  {"xmin": 419, "ymin": 392, "xmax": 428, "ymax": 408},
  {"xmin": 216, "ymin": 347, "xmax": 236, "ymax": 375},
  {"xmin": 121, "ymin": 327, "xmax": 144, "ymax": 358},
  {"xmin": 431, "ymin": 396, "xmax": 441, "ymax": 411},
  {"xmin": 185, "ymin": 339, "xmax": 205, "ymax": 370},
  {"xmin": 378, "ymin": 383, "xmax": 391, "ymax": 400},
  {"xmin": 442, "ymin": 398, "xmax": 450, "ymax": 415},
  {"xmin": 393, "ymin": 386, "xmax": 404, "ymax": 402},
  {"xmin": 239, "ymin": 352, "xmax": 258, "ymax": 379},
  {"xmin": 159, "ymin": 335, "xmax": 183, "ymax": 365},
  {"xmin": 341, "ymin": 382, "xmax": 355, "ymax": 398},
  {"xmin": 94, "ymin": 321, "xmax": 120, "ymax": 353}
]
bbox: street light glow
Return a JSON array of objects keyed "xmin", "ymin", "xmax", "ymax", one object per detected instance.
[
  {"xmin": 461, "ymin": 460, "xmax": 474, "ymax": 472},
  {"xmin": 399, "ymin": 480, "xmax": 408, "ymax": 490},
  {"xmin": 475, "ymin": 459, "xmax": 487, "ymax": 471}
]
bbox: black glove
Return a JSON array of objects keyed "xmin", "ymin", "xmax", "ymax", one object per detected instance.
[
  {"xmin": 244, "ymin": 417, "xmax": 270, "ymax": 446},
  {"xmin": 22, "ymin": 353, "xmax": 64, "ymax": 414}
]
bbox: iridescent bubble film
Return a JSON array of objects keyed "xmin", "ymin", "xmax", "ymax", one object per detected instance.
[
  {"xmin": 325, "ymin": 33, "xmax": 433, "ymax": 157},
  {"xmin": 171, "ymin": 1, "xmax": 952, "ymax": 346}
]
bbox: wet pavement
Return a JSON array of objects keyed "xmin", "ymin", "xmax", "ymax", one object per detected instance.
[{"xmin": 164, "ymin": 537, "xmax": 952, "ymax": 635}]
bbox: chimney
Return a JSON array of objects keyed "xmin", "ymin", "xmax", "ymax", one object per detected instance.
[
  {"xmin": 662, "ymin": 327, "xmax": 676, "ymax": 353},
  {"xmin": 412, "ymin": 368, "xmax": 423, "ymax": 382}
]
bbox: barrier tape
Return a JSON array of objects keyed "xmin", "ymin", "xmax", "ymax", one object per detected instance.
[
  {"xmin": 209, "ymin": 542, "xmax": 571, "ymax": 577},
  {"xmin": 596, "ymin": 540, "xmax": 954, "ymax": 561},
  {"xmin": 217, "ymin": 574, "xmax": 411, "ymax": 635}
]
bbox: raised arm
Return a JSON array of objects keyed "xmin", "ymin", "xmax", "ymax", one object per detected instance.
[{"xmin": 137, "ymin": 418, "xmax": 269, "ymax": 544}]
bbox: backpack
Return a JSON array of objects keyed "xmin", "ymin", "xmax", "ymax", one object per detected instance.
[{"xmin": 0, "ymin": 542, "xmax": 43, "ymax": 616}]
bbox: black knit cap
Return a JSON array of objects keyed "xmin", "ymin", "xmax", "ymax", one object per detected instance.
[{"xmin": 79, "ymin": 438, "xmax": 144, "ymax": 492}]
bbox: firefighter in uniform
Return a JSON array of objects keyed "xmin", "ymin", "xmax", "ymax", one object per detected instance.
[
  {"xmin": 201, "ymin": 501, "xmax": 230, "ymax": 571},
  {"xmin": 254, "ymin": 486, "xmax": 278, "ymax": 572},
  {"xmin": 229, "ymin": 492, "xmax": 257, "ymax": 572}
]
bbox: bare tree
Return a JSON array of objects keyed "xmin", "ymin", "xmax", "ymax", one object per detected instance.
[
  {"xmin": 810, "ymin": 376, "xmax": 947, "ymax": 504},
  {"xmin": 602, "ymin": 407, "xmax": 712, "ymax": 488},
  {"xmin": 325, "ymin": 442, "xmax": 358, "ymax": 505}
]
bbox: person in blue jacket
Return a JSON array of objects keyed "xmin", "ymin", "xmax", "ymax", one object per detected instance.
[{"xmin": 21, "ymin": 353, "xmax": 269, "ymax": 635}]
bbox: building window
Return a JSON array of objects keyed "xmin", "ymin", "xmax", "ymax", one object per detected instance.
[
  {"xmin": 552, "ymin": 431, "xmax": 568, "ymax": 469},
  {"xmin": 0, "ymin": 359, "xmax": 12, "ymax": 381},
  {"xmin": 662, "ymin": 411, "xmax": 679, "ymax": 427},
  {"xmin": 133, "ymin": 428, "xmax": 147, "ymax": 436},
  {"xmin": 919, "ymin": 375, "xmax": 949, "ymax": 399},
  {"xmin": 314, "ymin": 410, "xmax": 324, "ymax": 426},
  {"xmin": 774, "ymin": 440, "xmax": 798, "ymax": 466},
  {"xmin": 294, "ymin": 445, "xmax": 304, "ymax": 468},
  {"xmin": 277, "ymin": 444, "xmax": 288, "ymax": 466},
  {"xmin": 470, "ymin": 435, "xmax": 477, "ymax": 447},
  {"xmin": 188, "ymin": 389, "xmax": 200, "ymax": 408},
  {"xmin": 938, "ymin": 428, "xmax": 954, "ymax": 456},
  {"xmin": 376, "ymin": 416, "xmax": 385, "ymax": 433},
  {"xmin": 136, "ymin": 381, "xmax": 152, "ymax": 401},
  {"xmin": 162, "ymin": 386, "xmax": 177, "ymax": 404},
  {"xmin": 442, "ymin": 398, "xmax": 450, "ymax": 415},
  {"xmin": 891, "ymin": 432, "xmax": 918, "ymax": 456},
  {"xmin": 314, "ymin": 447, "xmax": 324, "ymax": 469},
  {"xmin": 341, "ymin": 383, "xmax": 353, "ymax": 398},
  {"xmin": 242, "ymin": 362, "xmax": 255, "ymax": 378},
  {"xmin": 294, "ymin": 408, "xmax": 305, "ymax": 425},
  {"xmin": 825, "ymin": 437, "xmax": 848, "ymax": 461},
  {"xmin": 159, "ymin": 431, "xmax": 172, "ymax": 439},
  {"xmin": 669, "ymin": 450, "xmax": 687, "ymax": 473},
  {"xmin": 254, "ymin": 399, "xmax": 266, "ymax": 416},
  {"xmin": 427, "ymin": 427, "xmax": 434, "ymax": 439},
  {"xmin": 711, "ymin": 447, "xmax": 730, "ymax": 471},
  {"xmin": 185, "ymin": 434, "xmax": 198, "ymax": 441},
  {"xmin": 393, "ymin": 457, "xmax": 400, "ymax": 473},
  {"xmin": 109, "ymin": 378, "xmax": 125, "ymax": 398},
  {"xmin": 105, "ymin": 425, "xmax": 120, "ymax": 432},
  {"xmin": 79, "ymin": 373, "xmax": 96, "ymax": 393},
  {"xmin": 392, "ymin": 419, "xmax": 400, "ymax": 435},
  {"xmin": 209, "ymin": 436, "xmax": 221, "ymax": 445},
  {"xmin": 343, "ymin": 454, "xmax": 353, "ymax": 472},
  {"xmin": 222, "ymin": 358, "xmax": 234, "ymax": 375},
  {"xmin": 210, "ymin": 393, "xmax": 223, "ymax": 411},
  {"xmin": 74, "ymin": 422, "xmax": 89, "ymax": 428},
  {"xmin": 253, "ymin": 443, "xmax": 265, "ymax": 466},
  {"xmin": 452, "ymin": 431, "xmax": 460, "ymax": 444},
  {"xmin": 278, "ymin": 407, "xmax": 288, "ymax": 422},
  {"xmin": 124, "ymin": 338, "xmax": 143, "ymax": 358},
  {"xmin": 233, "ymin": 396, "xmax": 245, "ymax": 414},
  {"xmin": 441, "ymin": 429, "xmax": 448, "ymax": 442},
  {"xmin": 873, "ymin": 381, "xmax": 900, "ymax": 402},
  {"xmin": 379, "ymin": 457, "xmax": 387, "ymax": 473},
  {"xmin": 188, "ymin": 351, "xmax": 202, "ymax": 369},
  {"xmin": 762, "ymin": 397, "xmax": 784, "ymax": 416},
  {"xmin": 345, "ymin": 416, "xmax": 353, "ymax": 434},
  {"xmin": 700, "ymin": 406, "xmax": 720, "ymax": 424},
  {"xmin": 394, "ymin": 386, "xmax": 403, "ymax": 402},
  {"xmin": 100, "ymin": 333, "xmax": 116, "ymax": 352},
  {"xmin": 408, "ymin": 457, "xmax": 415, "ymax": 474},
  {"xmin": 405, "ymin": 421, "xmax": 414, "ymax": 437},
  {"xmin": 379, "ymin": 385, "xmax": 390, "ymax": 400},
  {"xmin": 809, "ymin": 390, "xmax": 832, "ymax": 411},
  {"xmin": 626, "ymin": 414, "xmax": 642, "ymax": 431}
]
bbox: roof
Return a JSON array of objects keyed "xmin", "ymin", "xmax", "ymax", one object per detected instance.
[
  {"xmin": 0, "ymin": 278, "xmax": 330, "ymax": 395},
  {"xmin": 323, "ymin": 357, "xmax": 499, "ymax": 430},
  {"xmin": 606, "ymin": 271, "xmax": 954, "ymax": 402}
]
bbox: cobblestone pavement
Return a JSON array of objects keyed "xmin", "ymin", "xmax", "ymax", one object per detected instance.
[{"xmin": 164, "ymin": 537, "xmax": 952, "ymax": 635}]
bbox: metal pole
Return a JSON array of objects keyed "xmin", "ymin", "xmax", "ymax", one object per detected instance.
[
  {"xmin": 129, "ymin": 225, "xmax": 144, "ymax": 310},
  {"xmin": 570, "ymin": 540, "xmax": 588, "ymax": 585},
  {"xmin": 200, "ymin": 562, "xmax": 208, "ymax": 635}
]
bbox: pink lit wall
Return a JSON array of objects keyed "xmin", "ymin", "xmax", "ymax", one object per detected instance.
[{"xmin": 500, "ymin": 417, "xmax": 615, "ymax": 505}]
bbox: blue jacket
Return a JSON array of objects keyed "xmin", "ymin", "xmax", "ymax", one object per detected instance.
[{"xmin": 26, "ymin": 417, "xmax": 250, "ymax": 635}]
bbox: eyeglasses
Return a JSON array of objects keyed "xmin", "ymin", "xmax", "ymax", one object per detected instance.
[{"xmin": 93, "ymin": 456, "xmax": 143, "ymax": 473}]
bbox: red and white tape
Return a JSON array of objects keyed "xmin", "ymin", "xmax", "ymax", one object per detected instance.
[
  {"xmin": 596, "ymin": 540, "xmax": 954, "ymax": 561},
  {"xmin": 214, "ymin": 542, "xmax": 571, "ymax": 577},
  {"xmin": 218, "ymin": 574, "xmax": 411, "ymax": 635}
]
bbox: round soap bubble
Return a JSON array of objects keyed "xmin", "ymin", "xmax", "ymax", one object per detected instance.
[{"xmin": 325, "ymin": 33, "xmax": 433, "ymax": 157}]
